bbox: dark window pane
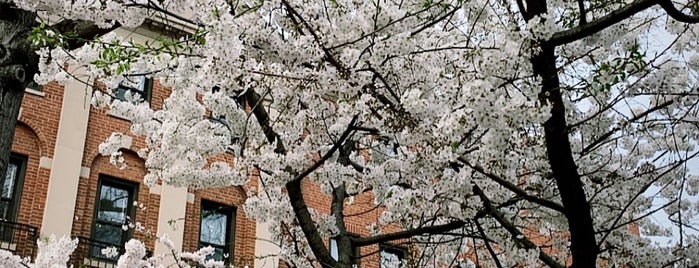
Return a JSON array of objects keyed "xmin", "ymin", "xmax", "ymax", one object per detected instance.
[
  {"xmin": 2, "ymin": 162, "xmax": 17, "ymax": 199},
  {"xmin": 208, "ymin": 246, "xmax": 225, "ymax": 262},
  {"xmin": 114, "ymin": 87, "xmax": 146, "ymax": 103},
  {"xmin": 380, "ymin": 247, "xmax": 405, "ymax": 268},
  {"xmin": 114, "ymin": 76, "xmax": 150, "ymax": 104},
  {"xmin": 120, "ymin": 76, "xmax": 146, "ymax": 92},
  {"xmin": 1, "ymin": 156, "xmax": 23, "ymax": 223},
  {"xmin": 199, "ymin": 201, "xmax": 235, "ymax": 264},
  {"xmin": 200, "ymin": 210, "xmax": 228, "ymax": 245},
  {"xmin": 26, "ymin": 81, "xmax": 42, "ymax": 91},
  {"xmin": 97, "ymin": 185, "xmax": 129, "ymax": 224},
  {"xmin": 92, "ymin": 224, "xmax": 124, "ymax": 246},
  {"xmin": 0, "ymin": 201, "xmax": 10, "ymax": 221},
  {"xmin": 91, "ymin": 176, "xmax": 137, "ymax": 261}
]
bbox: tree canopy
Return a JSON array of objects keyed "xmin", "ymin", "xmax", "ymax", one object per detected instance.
[{"xmin": 3, "ymin": 0, "xmax": 699, "ymax": 267}]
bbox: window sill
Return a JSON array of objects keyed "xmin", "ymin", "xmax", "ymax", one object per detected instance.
[
  {"xmin": 25, "ymin": 88, "xmax": 45, "ymax": 97},
  {"xmin": 106, "ymin": 110, "xmax": 132, "ymax": 121},
  {"xmin": 0, "ymin": 241, "xmax": 17, "ymax": 252},
  {"xmin": 83, "ymin": 258, "xmax": 116, "ymax": 268}
]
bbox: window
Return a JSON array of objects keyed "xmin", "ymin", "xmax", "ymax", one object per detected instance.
[
  {"xmin": 0, "ymin": 154, "xmax": 27, "ymax": 243},
  {"xmin": 1, "ymin": 154, "xmax": 26, "ymax": 223},
  {"xmin": 90, "ymin": 176, "xmax": 137, "ymax": 260},
  {"xmin": 329, "ymin": 236, "xmax": 361, "ymax": 267},
  {"xmin": 114, "ymin": 75, "xmax": 152, "ymax": 105},
  {"xmin": 379, "ymin": 244, "xmax": 406, "ymax": 268},
  {"xmin": 25, "ymin": 80, "xmax": 42, "ymax": 92},
  {"xmin": 199, "ymin": 200, "xmax": 235, "ymax": 263}
]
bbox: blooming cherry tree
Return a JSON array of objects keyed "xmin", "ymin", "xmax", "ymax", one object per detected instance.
[{"xmin": 2, "ymin": 0, "xmax": 699, "ymax": 267}]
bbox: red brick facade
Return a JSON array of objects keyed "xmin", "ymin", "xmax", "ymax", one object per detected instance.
[
  {"xmin": 10, "ymin": 77, "xmax": 396, "ymax": 268},
  {"xmin": 9, "ymin": 80, "xmax": 260, "ymax": 266},
  {"xmin": 9, "ymin": 49, "xmax": 406, "ymax": 268}
]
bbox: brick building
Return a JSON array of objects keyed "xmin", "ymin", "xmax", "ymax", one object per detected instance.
[{"xmin": 4, "ymin": 22, "xmax": 408, "ymax": 268}]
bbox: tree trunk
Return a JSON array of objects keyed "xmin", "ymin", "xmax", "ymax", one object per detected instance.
[
  {"xmin": 535, "ymin": 46, "xmax": 599, "ymax": 268},
  {"xmin": 331, "ymin": 185, "xmax": 353, "ymax": 268},
  {"xmin": 521, "ymin": 0, "xmax": 599, "ymax": 264},
  {"xmin": 0, "ymin": 86, "xmax": 23, "ymax": 183},
  {"xmin": 0, "ymin": 4, "xmax": 37, "ymax": 187}
]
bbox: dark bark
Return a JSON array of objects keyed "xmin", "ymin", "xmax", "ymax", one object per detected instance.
[
  {"xmin": 286, "ymin": 179, "xmax": 338, "ymax": 268},
  {"xmin": 659, "ymin": 0, "xmax": 699, "ymax": 23},
  {"xmin": 547, "ymin": 0, "xmax": 656, "ymax": 46},
  {"xmin": 244, "ymin": 90, "xmax": 286, "ymax": 154},
  {"xmin": 352, "ymin": 220, "xmax": 467, "ymax": 247},
  {"xmin": 0, "ymin": 4, "xmax": 37, "ymax": 187},
  {"xmin": 331, "ymin": 185, "xmax": 353, "ymax": 268},
  {"xmin": 282, "ymin": 116, "xmax": 357, "ymax": 268},
  {"xmin": 51, "ymin": 19, "xmax": 122, "ymax": 49},
  {"xmin": 536, "ymin": 46, "xmax": 599, "ymax": 268},
  {"xmin": 524, "ymin": 0, "xmax": 599, "ymax": 266}
]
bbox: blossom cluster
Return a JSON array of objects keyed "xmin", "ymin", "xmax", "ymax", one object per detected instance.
[{"xmin": 11, "ymin": 0, "xmax": 699, "ymax": 266}]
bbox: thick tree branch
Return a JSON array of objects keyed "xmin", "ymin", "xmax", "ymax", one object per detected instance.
[
  {"xmin": 516, "ymin": 0, "xmax": 532, "ymax": 21},
  {"xmin": 0, "ymin": 3, "xmax": 36, "ymax": 192},
  {"xmin": 244, "ymin": 89, "xmax": 287, "ymax": 154},
  {"xmin": 526, "ymin": 0, "xmax": 600, "ymax": 261},
  {"xmin": 577, "ymin": 0, "xmax": 588, "ymax": 25},
  {"xmin": 331, "ymin": 185, "xmax": 353, "ymax": 268},
  {"xmin": 51, "ymin": 20, "xmax": 120, "ymax": 50},
  {"xmin": 659, "ymin": 0, "xmax": 699, "ymax": 23},
  {"xmin": 283, "ymin": 116, "xmax": 357, "ymax": 268},
  {"xmin": 547, "ymin": 0, "xmax": 656, "ymax": 46},
  {"xmin": 537, "ymin": 47, "xmax": 599, "ymax": 267},
  {"xmin": 285, "ymin": 180, "xmax": 337, "ymax": 268},
  {"xmin": 352, "ymin": 220, "xmax": 466, "ymax": 247}
]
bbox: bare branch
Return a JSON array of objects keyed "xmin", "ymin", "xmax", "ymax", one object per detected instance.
[
  {"xmin": 580, "ymin": 100, "xmax": 674, "ymax": 155},
  {"xmin": 291, "ymin": 115, "xmax": 358, "ymax": 183},
  {"xmin": 410, "ymin": 6, "xmax": 459, "ymax": 36},
  {"xmin": 596, "ymin": 150, "xmax": 699, "ymax": 247},
  {"xmin": 473, "ymin": 184, "xmax": 565, "ymax": 268},
  {"xmin": 281, "ymin": 0, "xmax": 350, "ymax": 77},
  {"xmin": 458, "ymin": 157, "xmax": 565, "ymax": 213},
  {"xmin": 475, "ymin": 219, "xmax": 504, "ymax": 268}
]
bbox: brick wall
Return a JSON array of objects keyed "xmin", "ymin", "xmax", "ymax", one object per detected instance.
[
  {"xmin": 12, "ymin": 77, "xmax": 399, "ymax": 268},
  {"xmin": 11, "ymin": 123, "xmax": 47, "ymax": 229},
  {"xmin": 11, "ymin": 82, "xmax": 66, "ymax": 230},
  {"xmin": 80, "ymin": 80, "xmax": 256, "ymax": 263}
]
